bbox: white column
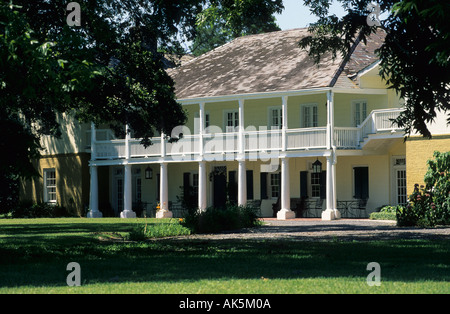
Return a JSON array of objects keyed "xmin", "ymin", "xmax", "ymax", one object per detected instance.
[
  {"xmin": 322, "ymin": 90, "xmax": 340, "ymax": 220},
  {"xmin": 238, "ymin": 160, "xmax": 247, "ymax": 206},
  {"xmin": 157, "ymin": 162, "xmax": 173, "ymax": 218},
  {"xmin": 87, "ymin": 123, "xmax": 102, "ymax": 218},
  {"xmin": 120, "ymin": 125, "xmax": 136, "ymax": 218},
  {"xmin": 198, "ymin": 161, "xmax": 207, "ymax": 211},
  {"xmin": 87, "ymin": 165, "xmax": 102, "ymax": 218},
  {"xmin": 277, "ymin": 157, "xmax": 295, "ymax": 220},
  {"xmin": 120, "ymin": 163, "xmax": 136, "ymax": 218}
]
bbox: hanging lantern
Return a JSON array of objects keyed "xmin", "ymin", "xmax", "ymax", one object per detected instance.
[
  {"xmin": 312, "ymin": 159, "xmax": 322, "ymax": 173},
  {"xmin": 145, "ymin": 167, "xmax": 153, "ymax": 179}
]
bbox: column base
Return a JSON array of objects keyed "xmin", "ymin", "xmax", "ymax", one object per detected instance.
[
  {"xmin": 120, "ymin": 210, "xmax": 137, "ymax": 219},
  {"xmin": 321, "ymin": 209, "xmax": 341, "ymax": 221},
  {"xmin": 87, "ymin": 210, "xmax": 103, "ymax": 218},
  {"xmin": 277, "ymin": 209, "xmax": 296, "ymax": 220},
  {"xmin": 156, "ymin": 210, "xmax": 173, "ymax": 219}
]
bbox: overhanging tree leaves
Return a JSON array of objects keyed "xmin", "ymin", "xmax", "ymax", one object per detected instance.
[
  {"xmin": 191, "ymin": 0, "xmax": 284, "ymax": 56},
  {"xmin": 1, "ymin": 0, "xmax": 285, "ymax": 211},
  {"xmin": 300, "ymin": 0, "xmax": 450, "ymax": 138}
]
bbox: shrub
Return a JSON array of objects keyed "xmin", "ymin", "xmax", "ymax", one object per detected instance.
[
  {"xmin": 370, "ymin": 205, "xmax": 398, "ymax": 220},
  {"xmin": 424, "ymin": 151, "xmax": 450, "ymax": 225},
  {"xmin": 11, "ymin": 202, "xmax": 72, "ymax": 218},
  {"xmin": 397, "ymin": 152, "xmax": 450, "ymax": 227},
  {"xmin": 128, "ymin": 220, "xmax": 191, "ymax": 241},
  {"xmin": 181, "ymin": 203, "xmax": 261, "ymax": 234}
]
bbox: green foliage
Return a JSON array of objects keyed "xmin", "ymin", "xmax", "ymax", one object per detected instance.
[
  {"xmin": 397, "ymin": 151, "xmax": 450, "ymax": 227},
  {"xmin": 181, "ymin": 203, "xmax": 261, "ymax": 234},
  {"xmin": 1, "ymin": 0, "xmax": 285, "ymax": 195},
  {"xmin": 397, "ymin": 184, "xmax": 435, "ymax": 227},
  {"xmin": 369, "ymin": 205, "xmax": 398, "ymax": 220},
  {"xmin": 424, "ymin": 151, "xmax": 450, "ymax": 225},
  {"xmin": 191, "ymin": 0, "xmax": 283, "ymax": 56},
  {"xmin": 10, "ymin": 202, "xmax": 73, "ymax": 219},
  {"xmin": 128, "ymin": 220, "xmax": 191, "ymax": 241},
  {"xmin": 300, "ymin": 0, "xmax": 450, "ymax": 137}
]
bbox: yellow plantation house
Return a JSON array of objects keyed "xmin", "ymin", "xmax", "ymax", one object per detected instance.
[{"xmin": 20, "ymin": 28, "xmax": 450, "ymax": 220}]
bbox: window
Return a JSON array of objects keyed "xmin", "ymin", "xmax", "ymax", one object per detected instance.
[
  {"xmin": 205, "ymin": 113, "xmax": 210, "ymax": 130},
  {"xmin": 353, "ymin": 101, "xmax": 368, "ymax": 126},
  {"xmin": 396, "ymin": 170, "xmax": 407, "ymax": 205},
  {"xmin": 393, "ymin": 157, "xmax": 407, "ymax": 206},
  {"xmin": 269, "ymin": 107, "xmax": 282, "ymax": 130},
  {"xmin": 44, "ymin": 169, "xmax": 57, "ymax": 204},
  {"xmin": 270, "ymin": 173, "xmax": 280, "ymax": 198},
  {"xmin": 192, "ymin": 173, "xmax": 199, "ymax": 190},
  {"xmin": 195, "ymin": 112, "xmax": 210, "ymax": 133},
  {"xmin": 225, "ymin": 110, "xmax": 239, "ymax": 132},
  {"xmin": 132, "ymin": 168, "xmax": 142, "ymax": 203},
  {"xmin": 116, "ymin": 178, "xmax": 124, "ymax": 212},
  {"xmin": 135, "ymin": 177, "xmax": 142, "ymax": 203},
  {"xmin": 311, "ymin": 172, "xmax": 321, "ymax": 198},
  {"xmin": 302, "ymin": 104, "xmax": 318, "ymax": 128}
]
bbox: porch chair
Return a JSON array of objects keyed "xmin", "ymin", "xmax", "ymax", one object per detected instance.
[
  {"xmin": 354, "ymin": 199, "xmax": 369, "ymax": 218},
  {"xmin": 272, "ymin": 197, "xmax": 281, "ymax": 218},
  {"xmin": 306, "ymin": 199, "xmax": 324, "ymax": 218}
]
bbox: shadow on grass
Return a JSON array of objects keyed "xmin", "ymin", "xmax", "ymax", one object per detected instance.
[{"xmin": 0, "ymin": 220, "xmax": 449, "ymax": 289}]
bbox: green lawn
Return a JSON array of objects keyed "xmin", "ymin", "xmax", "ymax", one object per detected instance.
[{"xmin": 0, "ymin": 218, "xmax": 449, "ymax": 294}]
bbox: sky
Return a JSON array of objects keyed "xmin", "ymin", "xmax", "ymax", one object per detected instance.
[{"xmin": 274, "ymin": 0, "xmax": 347, "ymax": 30}]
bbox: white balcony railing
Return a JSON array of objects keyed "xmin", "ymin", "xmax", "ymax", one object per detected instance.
[{"xmin": 91, "ymin": 108, "xmax": 403, "ymax": 160}]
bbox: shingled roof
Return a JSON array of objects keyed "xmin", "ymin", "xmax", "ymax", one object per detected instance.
[{"xmin": 168, "ymin": 28, "xmax": 385, "ymax": 100}]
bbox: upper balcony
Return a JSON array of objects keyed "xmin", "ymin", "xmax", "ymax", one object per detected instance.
[{"xmin": 89, "ymin": 108, "xmax": 404, "ymax": 162}]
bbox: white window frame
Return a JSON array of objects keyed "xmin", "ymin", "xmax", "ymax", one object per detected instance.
[
  {"xmin": 352, "ymin": 100, "xmax": 368, "ymax": 127},
  {"xmin": 301, "ymin": 103, "xmax": 319, "ymax": 128},
  {"xmin": 268, "ymin": 106, "xmax": 282, "ymax": 130},
  {"xmin": 391, "ymin": 156, "xmax": 407, "ymax": 206},
  {"xmin": 43, "ymin": 168, "xmax": 57, "ymax": 204},
  {"xmin": 133, "ymin": 168, "xmax": 142, "ymax": 204},
  {"xmin": 223, "ymin": 110, "xmax": 239, "ymax": 133},
  {"xmin": 270, "ymin": 172, "xmax": 281, "ymax": 199},
  {"xmin": 194, "ymin": 111, "xmax": 210, "ymax": 134}
]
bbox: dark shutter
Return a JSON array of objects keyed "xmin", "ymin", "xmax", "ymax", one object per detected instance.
[
  {"xmin": 320, "ymin": 171, "xmax": 327, "ymax": 200},
  {"xmin": 228, "ymin": 171, "xmax": 237, "ymax": 202},
  {"xmin": 247, "ymin": 170, "xmax": 254, "ymax": 200},
  {"xmin": 260, "ymin": 173, "xmax": 268, "ymax": 200},
  {"xmin": 354, "ymin": 167, "xmax": 369, "ymax": 199},
  {"xmin": 183, "ymin": 173, "xmax": 191, "ymax": 200},
  {"xmin": 300, "ymin": 171, "xmax": 308, "ymax": 198}
]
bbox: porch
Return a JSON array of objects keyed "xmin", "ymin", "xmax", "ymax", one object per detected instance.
[
  {"xmin": 86, "ymin": 89, "xmax": 405, "ymax": 221},
  {"xmin": 90, "ymin": 108, "xmax": 404, "ymax": 160}
]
